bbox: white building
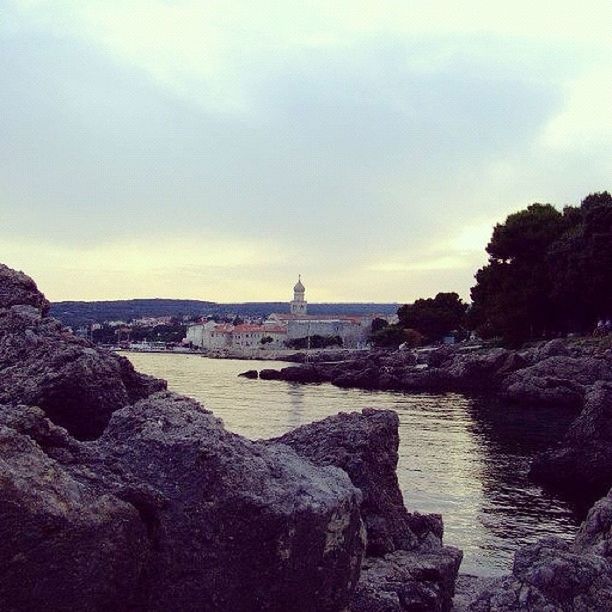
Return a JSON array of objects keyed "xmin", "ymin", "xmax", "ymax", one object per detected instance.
[{"xmin": 185, "ymin": 276, "xmax": 374, "ymax": 350}]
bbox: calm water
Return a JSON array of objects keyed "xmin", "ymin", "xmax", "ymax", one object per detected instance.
[{"xmin": 123, "ymin": 352, "xmax": 581, "ymax": 576}]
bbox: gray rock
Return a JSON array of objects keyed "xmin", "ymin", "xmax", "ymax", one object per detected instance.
[
  {"xmin": 0, "ymin": 407, "xmax": 150, "ymax": 612},
  {"xmin": 271, "ymin": 409, "xmax": 463, "ymax": 611},
  {"xmin": 503, "ymin": 355, "xmax": 612, "ymax": 408},
  {"xmin": 354, "ymin": 548, "xmax": 463, "ymax": 612},
  {"xmin": 0, "ymin": 263, "xmax": 50, "ymax": 314},
  {"xmin": 0, "ymin": 287, "xmax": 165, "ymax": 440},
  {"xmin": 456, "ymin": 488, "xmax": 612, "ymax": 611},
  {"xmin": 238, "ymin": 369, "xmax": 258, "ymax": 378}
]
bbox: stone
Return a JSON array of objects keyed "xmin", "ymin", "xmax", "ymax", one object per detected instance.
[
  {"xmin": 273, "ymin": 409, "xmax": 419, "ymax": 555},
  {"xmin": 353, "ymin": 548, "xmax": 463, "ymax": 612},
  {"xmin": 456, "ymin": 488, "xmax": 612, "ymax": 611},
  {"xmin": 0, "ymin": 263, "xmax": 50, "ymax": 314},
  {"xmin": 503, "ymin": 355, "xmax": 612, "ymax": 408},
  {"xmin": 0, "ymin": 394, "xmax": 368, "ymax": 611},
  {"xmin": 238, "ymin": 369, "xmax": 258, "ymax": 378},
  {"xmin": 0, "ymin": 286, "xmax": 165, "ymax": 440},
  {"xmin": 271, "ymin": 409, "xmax": 463, "ymax": 612},
  {"xmin": 0, "ymin": 408, "xmax": 150, "ymax": 612},
  {"xmin": 94, "ymin": 392, "xmax": 366, "ymax": 611}
]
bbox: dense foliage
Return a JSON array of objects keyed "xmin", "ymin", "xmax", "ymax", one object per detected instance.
[
  {"xmin": 470, "ymin": 192, "xmax": 612, "ymax": 345},
  {"xmin": 397, "ymin": 292, "xmax": 468, "ymax": 343}
]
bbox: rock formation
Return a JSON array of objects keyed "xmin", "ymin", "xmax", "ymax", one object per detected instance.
[
  {"xmin": 0, "ymin": 266, "xmax": 165, "ymax": 439},
  {"xmin": 0, "ymin": 262, "xmax": 372, "ymax": 610},
  {"xmin": 273, "ymin": 409, "xmax": 462, "ymax": 611}
]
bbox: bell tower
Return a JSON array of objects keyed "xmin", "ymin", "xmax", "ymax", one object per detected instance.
[{"xmin": 290, "ymin": 275, "xmax": 307, "ymax": 315}]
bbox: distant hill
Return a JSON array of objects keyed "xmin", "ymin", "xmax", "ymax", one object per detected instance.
[{"xmin": 50, "ymin": 299, "xmax": 399, "ymax": 328}]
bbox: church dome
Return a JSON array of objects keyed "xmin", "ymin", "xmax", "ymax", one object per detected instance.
[{"xmin": 293, "ymin": 277, "xmax": 305, "ymax": 292}]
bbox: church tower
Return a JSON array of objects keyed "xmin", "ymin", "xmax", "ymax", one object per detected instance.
[{"xmin": 290, "ymin": 275, "xmax": 307, "ymax": 315}]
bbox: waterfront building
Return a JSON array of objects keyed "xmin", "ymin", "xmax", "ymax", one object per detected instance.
[{"xmin": 185, "ymin": 276, "xmax": 373, "ymax": 351}]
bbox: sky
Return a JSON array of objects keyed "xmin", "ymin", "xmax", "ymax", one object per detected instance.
[{"xmin": 1, "ymin": 1, "xmax": 611, "ymax": 303}]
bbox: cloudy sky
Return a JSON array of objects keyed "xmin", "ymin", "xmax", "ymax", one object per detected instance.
[{"xmin": 1, "ymin": 1, "xmax": 610, "ymax": 302}]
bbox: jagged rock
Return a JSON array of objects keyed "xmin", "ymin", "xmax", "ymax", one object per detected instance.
[
  {"xmin": 536, "ymin": 338, "xmax": 571, "ymax": 360},
  {"xmin": 0, "ymin": 395, "xmax": 368, "ymax": 611},
  {"xmin": 530, "ymin": 381, "xmax": 612, "ymax": 500},
  {"xmin": 273, "ymin": 409, "xmax": 418, "ymax": 555},
  {"xmin": 259, "ymin": 368, "xmax": 284, "ymax": 380},
  {"xmin": 0, "ymin": 267, "xmax": 166, "ymax": 439},
  {"xmin": 94, "ymin": 392, "xmax": 366, "ymax": 611},
  {"xmin": 458, "ymin": 537, "xmax": 612, "ymax": 611},
  {"xmin": 272, "ymin": 409, "xmax": 462, "ymax": 611},
  {"xmin": 238, "ymin": 369, "xmax": 258, "ymax": 379},
  {"xmin": 0, "ymin": 263, "xmax": 50, "ymax": 314},
  {"xmin": 575, "ymin": 488, "xmax": 612, "ymax": 558},
  {"xmin": 503, "ymin": 355, "xmax": 612, "ymax": 408},
  {"xmin": 278, "ymin": 365, "xmax": 328, "ymax": 383},
  {"xmin": 353, "ymin": 548, "xmax": 463, "ymax": 612}
]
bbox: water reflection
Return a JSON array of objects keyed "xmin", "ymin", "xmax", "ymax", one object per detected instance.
[
  {"xmin": 122, "ymin": 353, "xmax": 581, "ymax": 576},
  {"xmin": 286, "ymin": 383, "xmax": 306, "ymax": 432}
]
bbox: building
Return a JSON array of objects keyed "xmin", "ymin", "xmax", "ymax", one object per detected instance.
[
  {"xmin": 290, "ymin": 276, "xmax": 307, "ymax": 315},
  {"xmin": 267, "ymin": 277, "xmax": 372, "ymax": 348},
  {"xmin": 185, "ymin": 276, "xmax": 373, "ymax": 351}
]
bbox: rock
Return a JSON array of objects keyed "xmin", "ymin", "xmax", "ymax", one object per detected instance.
[
  {"xmin": 271, "ymin": 409, "xmax": 463, "ymax": 612},
  {"xmin": 279, "ymin": 365, "xmax": 328, "ymax": 383},
  {"xmin": 0, "ymin": 263, "xmax": 50, "ymax": 314},
  {"xmin": 530, "ymin": 381, "xmax": 612, "ymax": 501},
  {"xmin": 0, "ymin": 278, "xmax": 166, "ymax": 439},
  {"xmin": 574, "ymin": 488, "xmax": 612, "ymax": 558},
  {"xmin": 502, "ymin": 355, "xmax": 612, "ymax": 408},
  {"xmin": 353, "ymin": 548, "xmax": 463, "ymax": 612},
  {"xmin": 94, "ymin": 392, "xmax": 366, "ymax": 611},
  {"xmin": 536, "ymin": 338, "xmax": 571, "ymax": 360},
  {"xmin": 459, "ymin": 537, "xmax": 612, "ymax": 611},
  {"xmin": 0, "ymin": 394, "xmax": 368, "ymax": 611},
  {"xmin": 272, "ymin": 409, "xmax": 419, "ymax": 555},
  {"xmin": 238, "ymin": 369, "xmax": 258, "ymax": 379},
  {"xmin": 259, "ymin": 368, "xmax": 284, "ymax": 380},
  {"xmin": 0, "ymin": 407, "xmax": 150, "ymax": 612}
]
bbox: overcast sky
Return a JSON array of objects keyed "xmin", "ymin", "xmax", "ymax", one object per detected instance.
[{"xmin": 1, "ymin": 1, "xmax": 610, "ymax": 302}]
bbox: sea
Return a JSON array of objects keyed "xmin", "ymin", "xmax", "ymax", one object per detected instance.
[{"xmin": 122, "ymin": 352, "xmax": 582, "ymax": 577}]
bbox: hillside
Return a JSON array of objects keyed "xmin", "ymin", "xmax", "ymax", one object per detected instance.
[{"xmin": 50, "ymin": 299, "xmax": 398, "ymax": 328}]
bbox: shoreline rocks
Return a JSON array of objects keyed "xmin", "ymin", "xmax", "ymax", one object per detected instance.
[{"xmin": 273, "ymin": 409, "xmax": 463, "ymax": 611}]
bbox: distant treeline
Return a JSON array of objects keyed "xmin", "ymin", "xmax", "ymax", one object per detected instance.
[
  {"xmin": 50, "ymin": 299, "xmax": 398, "ymax": 329},
  {"xmin": 372, "ymin": 191, "xmax": 612, "ymax": 347}
]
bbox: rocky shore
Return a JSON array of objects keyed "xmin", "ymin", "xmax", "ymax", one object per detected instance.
[
  {"xmin": 253, "ymin": 338, "xmax": 612, "ymax": 503},
  {"xmin": 1, "ymin": 262, "xmax": 611, "ymax": 611}
]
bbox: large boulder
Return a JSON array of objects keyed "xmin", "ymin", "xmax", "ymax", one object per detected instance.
[
  {"xmin": 94, "ymin": 392, "xmax": 366, "ymax": 611},
  {"xmin": 272, "ymin": 409, "xmax": 419, "ymax": 555},
  {"xmin": 271, "ymin": 409, "xmax": 462, "ymax": 611},
  {"xmin": 0, "ymin": 263, "xmax": 50, "ymax": 314},
  {"xmin": 0, "ymin": 395, "xmax": 368, "ymax": 611},
  {"xmin": 0, "ymin": 264, "xmax": 165, "ymax": 439},
  {"xmin": 530, "ymin": 381, "xmax": 612, "ymax": 500}
]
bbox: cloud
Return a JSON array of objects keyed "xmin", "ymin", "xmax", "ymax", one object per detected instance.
[{"xmin": 1, "ymin": 1, "xmax": 610, "ymax": 301}]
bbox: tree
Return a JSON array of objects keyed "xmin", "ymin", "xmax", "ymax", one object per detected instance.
[
  {"xmin": 470, "ymin": 193, "xmax": 612, "ymax": 345},
  {"xmin": 397, "ymin": 292, "xmax": 467, "ymax": 343}
]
